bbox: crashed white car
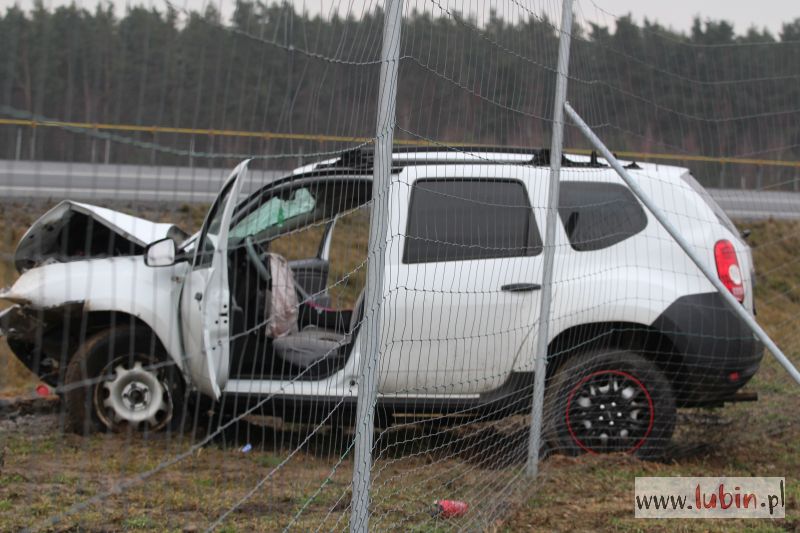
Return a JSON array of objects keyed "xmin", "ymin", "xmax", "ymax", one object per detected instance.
[{"xmin": 1, "ymin": 149, "xmax": 762, "ymax": 458}]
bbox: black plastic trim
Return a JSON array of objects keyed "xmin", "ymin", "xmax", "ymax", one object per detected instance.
[
  {"xmin": 220, "ymin": 372, "xmax": 535, "ymax": 424},
  {"xmin": 651, "ymin": 291, "xmax": 764, "ymax": 406}
]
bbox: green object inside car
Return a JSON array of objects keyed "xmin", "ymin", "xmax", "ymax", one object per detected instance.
[{"xmin": 229, "ymin": 188, "xmax": 316, "ymax": 240}]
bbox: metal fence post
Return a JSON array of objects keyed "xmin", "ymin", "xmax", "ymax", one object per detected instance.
[
  {"xmin": 349, "ymin": 0, "xmax": 403, "ymax": 531},
  {"xmin": 526, "ymin": 0, "xmax": 574, "ymax": 477},
  {"xmin": 564, "ymin": 101, "xmax": 800, "ymax": 386}
]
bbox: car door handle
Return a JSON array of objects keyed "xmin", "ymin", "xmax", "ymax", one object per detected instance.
[{"xmin": 501, "ymin": 283, "xmax": 542, "ymax": 292}]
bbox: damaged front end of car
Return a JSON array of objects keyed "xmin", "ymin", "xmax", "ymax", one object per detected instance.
[
  {"xmin": 0, "ymin": 300, "xmax": 86, "ymax": 386},
  {"xmin": 13, "ymin": 200, "xmax": 187, "ymax": 272},
  {"xmin": 1, "ymin": 200, "xmax": 190, "ymax": 387}
]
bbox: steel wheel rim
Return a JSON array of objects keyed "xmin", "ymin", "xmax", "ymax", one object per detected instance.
[{"xmin": 93, "ymin": 356, "xmax": 173, "ymax": 432}]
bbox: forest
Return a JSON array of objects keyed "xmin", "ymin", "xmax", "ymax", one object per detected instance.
[{"xmin": 0, "ymin": 1, "xmax": 798, "ymax": 183}]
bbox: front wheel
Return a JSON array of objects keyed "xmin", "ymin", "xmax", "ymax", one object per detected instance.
[
  {"xmin": 543, "ymin": 350, "xmax": 675, "ymax": 460},
  {"xmin": 64, "ymin": 326, "xmax": 185, "ymax": 435}
]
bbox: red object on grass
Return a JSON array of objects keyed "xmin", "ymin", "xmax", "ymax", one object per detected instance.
[
  {"xmin": 433, "ymin": 500, "xmax": 468, "ymax": 518},
  {"xmin": 35, "ymin": 384, "xmax": 51, "ymax": 397}
]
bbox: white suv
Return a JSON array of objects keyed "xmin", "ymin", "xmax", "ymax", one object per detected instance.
[{"xmin": 0, "ymin": 148, "xmax": 762, "ymax": 458}]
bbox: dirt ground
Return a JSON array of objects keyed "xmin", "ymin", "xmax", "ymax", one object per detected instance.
[{"xmin": 0, "ymin": 201, "xmax": 798, "ymax": 531}]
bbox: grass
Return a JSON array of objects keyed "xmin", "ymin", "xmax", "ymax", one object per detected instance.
[
  {"xmin": 0, "ymin": 201, "xmax": 798, "ymax": 530},
  {"xmin": 0, "ymin": 214, "xmax": 39, "ymax": 396}
]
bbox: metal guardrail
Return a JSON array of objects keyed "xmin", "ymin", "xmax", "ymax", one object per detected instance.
[
  {"xmin": 0, "ymin": 160, "xmax": 798, "ymax": 219},
  {"xmin": 2, "ymin": 118, "xmax": 799, "ymax": 169}
]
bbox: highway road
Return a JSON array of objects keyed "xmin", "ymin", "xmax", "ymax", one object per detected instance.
[
  {"xmin": 0, "ymin": 160, "xmax": 283, "ymax": 203},
  {"xmin": 1, "ymin": 159, "xmax": 798, "ymax": 220}
]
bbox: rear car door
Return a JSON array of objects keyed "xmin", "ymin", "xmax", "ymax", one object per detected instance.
[{"xmin": 379, "ymin": 166, "xmax": 546, "ymax": 395}]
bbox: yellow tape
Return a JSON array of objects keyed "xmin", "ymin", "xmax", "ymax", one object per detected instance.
[{"xmin": 1, "ymin": 117, "xmax": 798, "ymax": 168}]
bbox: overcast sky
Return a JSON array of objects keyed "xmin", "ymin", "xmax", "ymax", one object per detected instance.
[
  {"xmin": 1, "ymin": 0, "xmax": 798, "ymax": 37},
  {"xmin": 576, "ymin": 0, "xmax": 798, "ymax": 36}
]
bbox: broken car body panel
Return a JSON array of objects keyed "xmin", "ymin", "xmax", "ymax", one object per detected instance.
[
  {"xmin": 14, "ymin": 200, "xmax": 187, "ymax": 272},
  {"xmin": 2, "ymin": 256, "xmax": 191, "ymax": 380},
  {"xmin": 0, "ymin": 302, "xmax": 85, "ymax": 385},
  {"xmin": 0, "ymin": 164, "xmax": 247, "ymax": 396}
]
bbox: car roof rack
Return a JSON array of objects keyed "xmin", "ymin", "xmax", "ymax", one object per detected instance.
[{"xmin": 313, "ymin": 146, "xmax": 616, "ymax": 172}]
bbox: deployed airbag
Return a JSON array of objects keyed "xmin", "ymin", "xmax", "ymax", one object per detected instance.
[
  {"xmin": 267, "ymin": 253, "xmax": 300, "ymax": 338},
  {"xmin": 229, "ymin": 188, "xmax": 315, "ymax": 240}
]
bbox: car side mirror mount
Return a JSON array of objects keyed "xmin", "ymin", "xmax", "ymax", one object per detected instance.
[{"xmin": 145, "ymin": 237, "xmax": 178, "ymax": 267}]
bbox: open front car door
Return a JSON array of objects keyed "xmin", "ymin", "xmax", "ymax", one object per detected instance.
[{"xmin": 179, "ymin": 160, "xmax": 247, "ymax": 398}]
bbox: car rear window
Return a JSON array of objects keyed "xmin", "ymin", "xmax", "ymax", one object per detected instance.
[
  {"xmin": 403, "ymin": 179, "xmax": 542, "ymax": 263},
  {"xmin": 558, "ymin": 181, "xmax": 648, "ymax": 251}
]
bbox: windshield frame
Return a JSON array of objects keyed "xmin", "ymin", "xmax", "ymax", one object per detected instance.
[{"xmin": 191, "ymin": 165, "xmax": 245, "ymax": 268}]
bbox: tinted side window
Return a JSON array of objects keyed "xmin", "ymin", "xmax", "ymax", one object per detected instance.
[
  {"xmin": 558, "ymin": 182, "xmax": 647, "ymax": 251},
  {"xmin": 403, "ymin": 179, "xmax": 542, "ymax": 264}
]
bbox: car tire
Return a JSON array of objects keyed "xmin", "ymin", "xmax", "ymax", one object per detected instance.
[
  {"xmin": 64, "ymin": 325, "xmax": 186, "ymax": 435},
  {"xmin": 543, "ymin": 350, "xmax": 675, "ymax": 460}
]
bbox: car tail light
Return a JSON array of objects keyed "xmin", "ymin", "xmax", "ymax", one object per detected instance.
[{"xmin": 714, "ymin": 239, "xmax": 744, "ymax": 303}]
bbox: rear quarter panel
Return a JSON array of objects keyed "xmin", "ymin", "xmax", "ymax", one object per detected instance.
[{"xmin": 512, "ymin": 166, "xmax": 732, "ymax": 372}]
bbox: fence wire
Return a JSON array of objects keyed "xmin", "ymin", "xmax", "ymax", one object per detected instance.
[{"xmin": 0, "ymin": 0, "xmax": 798, "ymax": 531}]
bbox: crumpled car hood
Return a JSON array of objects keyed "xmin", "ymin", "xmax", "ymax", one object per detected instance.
[{"xmin": 14, "ymin": 200, "xmax": 187, "ymax": 272}]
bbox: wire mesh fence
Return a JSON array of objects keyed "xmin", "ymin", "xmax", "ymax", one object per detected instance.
[{"xmin": 0, "ymin": 0, "xmax": 799, "ymax": 531}]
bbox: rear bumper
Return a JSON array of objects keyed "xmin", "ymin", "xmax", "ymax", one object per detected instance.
[{"xmin": 651, "ymin": 292, "xmax": 764, "ymax": 407}]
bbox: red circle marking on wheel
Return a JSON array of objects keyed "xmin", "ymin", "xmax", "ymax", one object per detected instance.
[{"xmin": 564, "ymin": 369, "xmax": 655, "ymax": 455}]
